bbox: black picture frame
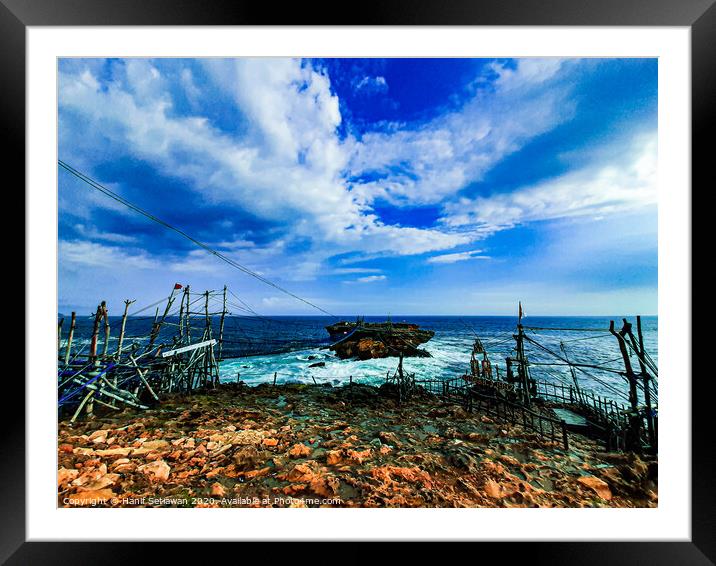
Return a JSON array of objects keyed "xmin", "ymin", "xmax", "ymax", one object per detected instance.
[{"xmin": 4, "ymin": 0, "xmax": 710, "ymax": 561}]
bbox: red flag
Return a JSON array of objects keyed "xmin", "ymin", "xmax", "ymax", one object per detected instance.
[
  {"xmin": 518, "ymin": 301, "xmax": 524, "ymax": 322},
  {"xmin": 174, "ymin": 283, "xmax": 183, "ymax": 290}
]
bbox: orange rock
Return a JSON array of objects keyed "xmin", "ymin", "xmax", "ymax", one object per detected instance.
[
  {"xmin": 484, "ymin": 479, "xmax": 503, "ymax": 499},
  {"xmin": 466, "ymin": 432, "xmax": 487, "ymax": 442},
  {"xmin": 326, "ymin": 451, "xmax": 343, "ymax": 466},
  {"xmin": 286, "ymin": 463, "xmax": 317, "ymax": 483},
  {"xmin": 262, "ymin": 438, "xmax": 279, "ymax": 447},
  {"xmin": 76, "ymin": 473, "xmax": 120, "ymax": 492},
  {"xmin": 113, "ymin": 462, "xmax": 136, "ymax": 473},
  {"xmin": 59, "ymin": 443, "xmax": 74, "ymax": 454},
  {"xmin": 482, "ymin": 460, "xmax": 507, "ymax": 475},
  {"xmin": 88, "ymin": 430, "xmax": 108, "ymax": 442},
  {"xmin": 499, "ymin": 455, "xmax": 521, "ymax": 467},
  {"xmin": 210, "ymin": 482, "xmax": 226, "ymax": 497},
  {"xmin": 138, "ymin": 460, "xmax": 171, "ymax": 483},
  {"xmin": 347, "ymin": 449, "xmax": 372, "ymax": 464},
  {"xmin": 288, "ymin": 443, "xmax": 311, "ymax": 458},
  {"xmin": 244, "ymin": 467, "xmax": 271, "ymax": 480},
  {"xmin": 310, "ymin": 475, "xmax": 340, "ymax": 498},
  {"xmin": 57, "ymin": 467, "xmax": 79, "ymax": 486},
  {"xmin": 578, "ymin": 475, "xmax": 612, "ymax": 501},
  {"xmin": 370, "ymin": 466, "xmax": 432, "ymax": 488},
  {"xmin": 142, "ymin": 439, "xmax": 170, "ymax": 450},
  {"xmin": 94, "ymin": 448, "xmax": 132, "ymax": 457},
  {"xmin": 73, "ymin": 447, "xmax": 95, "ymax": 456}
]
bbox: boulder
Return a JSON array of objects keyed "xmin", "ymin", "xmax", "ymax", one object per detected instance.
[{"xmin": 578, "ymin": 475, "xmax": 612, "ymax": 500}]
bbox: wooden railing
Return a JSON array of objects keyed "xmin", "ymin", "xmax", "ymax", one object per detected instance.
[
  {"xmin": 468, "ymin": 389, "xmax": 569, "ymax": 450},
  {"xmin": 414, "ymin": 376, "xmax": 569, "ymax": 450},
  {"xmin": 532, "ymin": 379, "xmax": 630, "ymax": 429}
]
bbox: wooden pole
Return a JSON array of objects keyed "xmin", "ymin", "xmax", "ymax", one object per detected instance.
[
  {"xmin": 149, "ymin": 287, "xmax": 178, "ymax": 349},
  {"xmin": 610, "ymin": 320, "xmax": 638, "ymax": 411},
  {"xmin": 204, "ymin": 291, "xmax": 211, "ymax": 387},
  {"xmin": 398, "ymin": 353, "xmax": 404, "ymax": 404},
  {"xmin": 63, "ymin": 311, "xmax": 76, "ymax": 366},
  {"xmin": 89, "ymin": 302, "xmax": 106, "ymax": 365},
  {"xmin": 515, "ymin": 322, "xmax": 531, "ymax": 407},
  {"xmin": 635, "ymin": 316, "xmax": 656, "ymax": 448},
  {"xmin": 186, "ymin": 286, "xmax": 192, "ymax": 343},
  {"xmin": 218, "ymin": 285, "xmax": 227, "ymax": 361},
  {"xmin": 610, "ymin": 319, "xmax": 641, "ymax": 450},
  {"xmin": 57, "ymin": 318, "xmax": 64, "ymax": 355},
  {"xmin": 204, "ymin": 290, "xmax": 210, "ymax": 333},
  {"xmin": 116, "ymin": 299, "xmax": 135, "ymax": 357},
  {"xmin": 101, "ymin": 305, "xmax": 111, "ymax": 358},
  {"xmin": 178, "ymin": 289, "xmax": 185, "ymax": 342}
]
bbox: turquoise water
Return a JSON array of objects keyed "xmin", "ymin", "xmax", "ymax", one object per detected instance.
[
  {"xmin": 216, "ymin": 315, "xmax": 658, "ymax": 405},
  {"xmin": 59, "ymin": 313, "xmax": 657, "ymax": 405}
]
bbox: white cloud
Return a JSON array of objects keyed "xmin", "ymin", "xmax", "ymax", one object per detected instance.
[
  {"xmin": 353, "ymin": 75, "xmax": 388, "ymax": 95},
  {"xmin": 427, "ymin": 250, "xmax": 491, "ymax": 264},
  {"xmin": 74, "ymin": 224, "xmax": 137, "ymax": 244},
  {"xmin": 345, "ymin": 275, "xmax": 387, "ymax": 284},
  {"xmin": 59, "ymin": 58, "xmax": 468, "ymax": 267},
  {"xmin": 442, "ymin": 132, "xmax": 657, "ymax": 233},
  {"xmin": 347, "ymin": 59, "xmax": 576, "ymax": 207},
  {"xmin": 180, "ymin": 68, "xmax": 202, "ymax": 109},
  {"xmin": 331, "ymin": 267, "xmax": 383, "ymax": 275},
  {"xmin": 59, "ymin": 240, "xmax": 154, "ymax": 270}
]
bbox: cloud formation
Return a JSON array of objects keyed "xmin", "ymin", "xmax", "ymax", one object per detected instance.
[
  {"xmin": 347, "ymin": 59, "xmax": 575, "ymax": 207},
  {"xmin": 441, "ymin": 132, "xmax": 657, "ymax": 234},
  {"xmin": 59, "ymin": 59, "xmax": 467, "ymax": 266},
  {"xmin": 427, "ymin": 250, "xmax": 491, "ymax": 264},
  {"xmin": 57, "ymin": 57, "xmax": 658, "ymax": 314}
]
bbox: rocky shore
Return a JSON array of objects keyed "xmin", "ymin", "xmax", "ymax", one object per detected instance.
[{"xmin": 58, "ymin": 382, "xmax": 657, "ymax": 508}]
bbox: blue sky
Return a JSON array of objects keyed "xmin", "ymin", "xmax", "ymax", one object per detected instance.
[{"xmin": 58, "ymin": 58, "xmax": 657, "ymax": 316}]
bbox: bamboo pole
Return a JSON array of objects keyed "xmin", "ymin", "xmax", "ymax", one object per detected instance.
[
  {"xmin": 116, "ymin": 299, "xmax": 135, "ymax": 357},
  {"xmin": 184, "ymin": 286, "xmax": 191, "ymax": 344},
  {"xmin": 204, "ymin": 290, "xmax": 210, "ymax": 334},
  {"xmin": 102, "ymin": 305, "xmax": 111, "ymax": 358},
  {"xmin": 57, "ymin": 318, "xmax": 64, "ymax": 355},
  {"xmin": 218, "ymin": 285, "xmax": 227, "ymax": 361},
  {"xmin": 515, "ymin": 322, "xmax": 531, "ymax": 407},
  {"xmin": 149, "ymin": 287, "xmax": 178, "ymax": 349},
  {"xmin": 63, "ymin": 312, "xmax": 76, "ymax": 366},
  {"xmin": 203, "ymin": 291, "xmax": 211, "ymax": 387},
  {"xmin": 89, "ymin": 302, "xmax": 106, "ymax": 365},
  {"xmin": 70, "ymin": 390, "xmax": 95, "ymax": 423},
  {"xmin": 178, "ymin": 288, "xmax": 185, "ymax": 342}
]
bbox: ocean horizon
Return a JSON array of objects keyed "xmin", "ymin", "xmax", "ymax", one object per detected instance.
[{"xmin": 59, "ymin": 313, "xmax": 657, "ymax": 405}]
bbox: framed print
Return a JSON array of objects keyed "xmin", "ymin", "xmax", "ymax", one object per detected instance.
[{"xmin": 5, "ymin": 0, "xmax": 711, "ymax": 561}]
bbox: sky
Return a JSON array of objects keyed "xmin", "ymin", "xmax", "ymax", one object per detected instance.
[{"xmin": 57, "ymin": 57, "xmax": 658, "ymax": 316}]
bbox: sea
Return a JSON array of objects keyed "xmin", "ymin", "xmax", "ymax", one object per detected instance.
[{"xmin": 59, "ymin": 313, "xmax": 657, "ymax": 405}]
